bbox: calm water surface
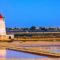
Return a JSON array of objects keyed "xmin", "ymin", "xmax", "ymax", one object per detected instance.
[{"xmin": 6, "ymin": 50, "xmax": 60, "ymax": 58}]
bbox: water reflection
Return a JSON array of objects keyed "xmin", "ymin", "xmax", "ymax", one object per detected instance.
[{"xmin": 6, "ymin": 50, "xmax": 47, "ymax": 58}]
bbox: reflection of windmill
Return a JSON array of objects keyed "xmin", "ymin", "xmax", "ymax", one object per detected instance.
[{"xmin": 0, "ymin": 14, "xmax": 60, "ymax": 59}]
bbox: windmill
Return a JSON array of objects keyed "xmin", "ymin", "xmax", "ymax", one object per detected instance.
[{"xmin": 0, "ymin": 14, "xmax": 6, "ymax": 35}]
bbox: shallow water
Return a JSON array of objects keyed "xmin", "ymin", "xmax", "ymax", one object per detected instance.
[
  {"xmin": 6, "ymin": 50, "xmax": 47, "ymax": 58},
  {"xmin": 6, "ymin": 50, "xmax": 60, "ymax": 58}
]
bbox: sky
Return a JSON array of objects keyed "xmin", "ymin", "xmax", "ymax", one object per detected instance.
[{"xmin": 0, "ymin": 0, "xmax": 60, "ymax": 28}]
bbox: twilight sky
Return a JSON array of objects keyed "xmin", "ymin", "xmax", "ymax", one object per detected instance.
[{"xmin": 0, "ymin": 0, "xmax": 60, "ymax": 28}]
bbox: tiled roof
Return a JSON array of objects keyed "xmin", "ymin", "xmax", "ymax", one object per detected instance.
[{"xmin": 0, "ymin": 14, "xmax": 3, "ymax": 19}]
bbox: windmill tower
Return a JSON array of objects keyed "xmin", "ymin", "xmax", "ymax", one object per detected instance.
[
  {"xmin": 0, "ymin": 14, "xmax": 6, "ymax": 58},
  {"xmin": 0, "ymin": 14, "xmax": 6, "ymax": 35}
]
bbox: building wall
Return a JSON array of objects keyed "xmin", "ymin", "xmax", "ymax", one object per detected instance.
[{"xmin": 0, "ymin": 20, "xmax": 6, "ymax": 35}]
